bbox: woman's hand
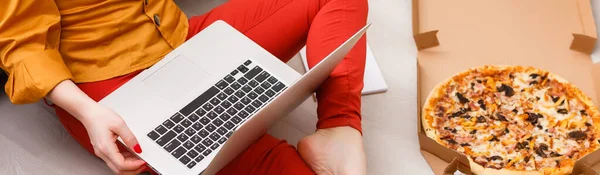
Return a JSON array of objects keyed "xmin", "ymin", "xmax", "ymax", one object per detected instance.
[{"xmin": 48, "ymin": 80, "xmax": 147, "ymax": 174}]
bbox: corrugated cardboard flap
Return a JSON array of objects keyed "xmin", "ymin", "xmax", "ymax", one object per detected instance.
[
  {"xmin": 414, "ymin": 30, "xmax": 440, "ymax": 51},
  {"xmin": 570, "ymin": 0, "xmax": 597, "ymax": 54}
]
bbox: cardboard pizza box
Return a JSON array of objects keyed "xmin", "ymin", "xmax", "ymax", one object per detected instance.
[{"xmin": 413, "ymin": 0, "xmax": 600, "ymax": 174}]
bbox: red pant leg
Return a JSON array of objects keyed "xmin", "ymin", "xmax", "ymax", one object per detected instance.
[{"xmin": 187, "ymin": 0, "xmax": 368, "ymax": 134}]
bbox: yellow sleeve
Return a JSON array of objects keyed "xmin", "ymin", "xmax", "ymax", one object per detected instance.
[{"xmin": 0, "ymin": 1, "xmax": 73, "ymax": 104}]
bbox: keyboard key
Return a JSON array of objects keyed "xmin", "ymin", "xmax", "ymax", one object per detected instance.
[
  {"xmin": 244, "ymin": 66, "xmax": 262, "ymax": 80},
  {"xmin": 170, "ymin": 113, "xmax": 185, "ymax": 123},
  {"xmin": 221, "ymin": 100, "xmax": 232, "ymax": 109},
  {"xmin": 260, "ymin": 82, "xmax": 271, "ymax": 89},
  {"xmin": 177, "ymin": 133, "xmax": 189, "ymax": 142},
  {"xmin": 179, "ymin": 155, "xmax": 191, "ymax": 165},
  {"xmin": 224, "ymin": 87, "xmax": 234, "ymax": 95},
  {"xmin": 258, "ymin": 95, "xmax": 269, "ymax": 103},
  {"xmin": 224, "ymin": 122, "xmax": 235, "ymax": 130},
  {"xmin": 210, "ymin": 143, "xmax": 220, "ymax": 150},
  {"xmin": 238, "ymin": 111, "xmax": 250, "ymax": 119},
  {"xmin": 231, "ymin": 82, "xmax": 241, "ymax": 90},
  {"xmin": 171, "ymin": 146, "xmax": 187, "ymax": 158},
  {"xmin": 194, "ymin": 109, "xmax": 207, "ymax": 117},
  {"xmin": 199, "ymin": 117, "xmax": 210, "ymax": 125},
  {"xmin": 210, "ymin": 133, "xmax": 220, "ymax": 141},
  {"xmin": 231, "ymin": 116, "xmax": 242, "ymax": 124},
  {"xmin": 183, "ymin": 141, "xmax": 195, "ymax": 150},
  {"xmin": 147, "ymin": 131, "xmax": 160, "ymax": 140},
  {"xmin": 187, "ymin": 150, "xmax": 199, "ymax": 159},
  {"xmin": 241, "ymin": 85, "xmax": 252, "ymax": 93},
  {"xmin": 174, "ymin": 125, "xmax": 185, "ymax": 133},
  {"xmin": 198, "ymin": 129, "xmax": 209, "ymax": 138},
  {"xmin": 241, "ymin": 97, "xmax": 251, "ymax": 104},
  {"xmin": 253, "ymin": 87, "xmax": 265, "ymax": 94},
  {"xmin": 272, "ymin": 82, "xmax": 286, "ymax": 92},
  {"xmin": 188, "ymin": 114, "xmax": 200, "ymax": 122},
  {"xmin": 255, "ymin": 71, "xmax": 270, "ymax": 82},
  {"xmin": 192, "ymin": 122, "xmax": 203, "ymax": 131},
  {"xmin": 233, "ymin": 103, "xmax": 244, "ymax": 110},
  {"xmin": 235, "ymin": 91, "xmax": 245, "ymax": 98},
  {"xmin": 220, "ymin": 113, "xmax": 232, "ymax": 121},
  {"xmin": 249, "ymin": 80, "xmax": 259, "ymax": 87},
  {"xmin": 237, "ymin": 65, "xmax": 249, "ymax": 73},
  {"xmin": 244, "ymin": 105, "xmax": 256, "ymax": 113},
  {"xmin": 194, "ymin": 144, "xmax": 206, "ymax": 153},
  {"xmin": 216, "ymin": 93, "xmax": 227, "ymax": 101},
  {"xmin": 203, "ymin": 149, "xmax": 212, "ymax": 156},
  {"xmin": 180, "ymin": 86, "xmax": 219, "ymax": 116},
  {"xmin": 230, "ymin": 69, "xmax": 239, "ymax": 76},
  {"xmin": 267, "ymin": 77, "xmax": 278, "ymax": 84},
  {"xmin": 237, "ymin": 76, "xmax": 248, "ymax": 85},
  {"xmin": 244, "ymin": 60, "xmax": 252, "ymax": 66},
  {"xmin": 217, "ymin": 128, "xmax": 227, "ymax": 135},
  {"xmin": 163, "ymin": 139, "xmax": 181, "ymax": 153},
  {"xmin": 227, "ymin": 95, "xmax": 239, "ymax": 103},
  {"xmin": 202, "ymin": 138, "xmax": 214, "ymax": 147},
  {"xmin": 207, "ymin": 111, "xmax": 218, "ymax": 119},
  {"xmin": 225, "ymin": 131, "xmax": 233, "ymax": 138},
  {"xmin": 202, "ymin": 103, "xmax": 214, "ymax": 111},
  {"xmin": 218, "ymin": 137, "xmax": 227, "ymax": 144},
  {"xmin": 224, "ymin": 75, "xmax": 235, "ymax": 83},
  {"xmin": 181, "ymin": 119, "xmax": 192, "ymax": 128},
  {"xmin": 214, "ymin": 106, "xmax": 225, "ymax": 114},
  {"xmin": 195, "ymin": 155, "xmax": 205, "ymax": 162},
  {"xmin": 265, "ymin": 90, "xmax": 276, "ymax": 97},
  {"xmin": 191, "ymin": 135, "xmax": 202, "ymax": 143},
  {"xmin": 187, "ymin": 161, "xmax": 197, "ymax": 169},
  {"xmin": 247, "ymin": 92, "xmax": 258, "ymax": 99},
  {"xmin": 251, "ymin": 100, "xmax": 262, "ymax": 108},
  {"xmin": 226, "ymin": 108, "xmax": 238, "ymax": 116},
  {"xmin": 155, "ymin": 125, "xmax": 168, "ymax": 134},
  {"xmin": 185, "ymin": 128, "xmax": 196, "ymax": 136},
  {"xmin": 216, "ymin": 80, "xmax": 228, "ymax": 90},
  {"xmin": 210, "ymin": 98, "xmax": 221, "ymax": 106},
  {"xmin": 205, "ymin": 124, "xmax": 216, "ymax": 132},
  {"xmin": 212, "ymin": 119, "xmax": 224, "ymax": 127}
]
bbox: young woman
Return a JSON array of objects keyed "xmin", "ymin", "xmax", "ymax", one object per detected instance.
[{"xmin": 0, "ymin": 0, "xmax": 367, "ymax": 174}]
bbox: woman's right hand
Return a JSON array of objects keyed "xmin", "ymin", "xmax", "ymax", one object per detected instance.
[{"xmin": 48, "ymin": 80, "xmax": 147, "ymax": 174}]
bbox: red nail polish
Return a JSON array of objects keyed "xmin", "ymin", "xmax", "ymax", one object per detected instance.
[{"xmin": 134, "ymin": 144, "xmax": 142, "ymax": 153}]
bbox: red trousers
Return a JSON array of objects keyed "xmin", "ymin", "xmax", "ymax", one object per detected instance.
[{"xmin": 54, "ymin": 0, "xmax": 367, "ymax": 173}]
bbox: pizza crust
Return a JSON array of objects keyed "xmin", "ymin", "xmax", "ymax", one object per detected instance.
[{"xmin": 467, "ymin": 157, "xmax": 572, "ymax": 175}]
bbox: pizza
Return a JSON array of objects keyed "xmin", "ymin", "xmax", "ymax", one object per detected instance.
[{"xmin": 421, "ymin": 65, "xmax": 600, "ymax": 175}]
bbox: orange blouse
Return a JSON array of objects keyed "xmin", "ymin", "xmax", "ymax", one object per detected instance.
[{"xmin": 0, "ymin": 0, "xmax": 188, "ymax": 104}]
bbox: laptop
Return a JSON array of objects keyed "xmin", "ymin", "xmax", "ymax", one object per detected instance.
[{"xmin": 99, "ymin": 20, "xmax": 370, "ymax": 174}]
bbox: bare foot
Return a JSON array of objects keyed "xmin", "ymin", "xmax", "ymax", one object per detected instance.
[{"xmin": 297, "ymin": 126, "xmax": 367, "ymax": 175}]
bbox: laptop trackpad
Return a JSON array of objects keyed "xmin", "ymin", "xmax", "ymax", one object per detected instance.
[{"xmin": 142, "ymin": 55, "xmax": 210, "ymax": 102}]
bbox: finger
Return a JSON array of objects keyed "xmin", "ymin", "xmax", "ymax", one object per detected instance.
[
  {"xmin": 112, "ymin": 121, "xmax": 142, "ymax": 154},
  {"xmin": 103, "ymin": 141, "xmax": 144, "ymax": 171}
]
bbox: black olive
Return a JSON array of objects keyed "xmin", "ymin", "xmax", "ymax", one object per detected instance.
[
  {"xmin": 524, "ymin": 156, "xmax": 530, "ymax": 162},
  {"xmin": 512, "ymin": 109, "xmax": 518, "ymax": 113},
  {"xmin": 451, "ymin": 129, "xmax": 457, "ymax": 133},
  {"xmin": 597, "ymin": 140, "xmax": 600, "ymax": 144},
  {"xmin": 549, "ymin": 152, "xmax": 562, "ymax": 157},
  {"xmin": 552, "ymin": 96, "xmax": 560, "ymax": 103},
  {"xmin": 581, "ymin": 110, "xmax": 588, "ymax": 116},
  {"xmin": 526, "ymin": 112, "xmax": 539, "ymax": 125},
  {"xmin": 478, "ymin": 99, "xmax": 486, "ymax": 110},
  {"xmin": 490, "ymin": 156, "xmax": 503, "ymax": 161},
  {"xmin": 456, "ymin": 92, "xmax": 470, "ymax": 104},
  {"xmin": 516, "ymin": 141, "xmax": 528, "ymax": 150},
  {"xmin": 530, "ymin": 73, "xmax": 540, "ymax": 79},
  {"xmin": 461, "ymin": 115, "xmax": 471, "ymax": 119},
  {"xmin": 509, "ymin": 74, "xmax": 515, "ymax": 79},
  {"xmin": 477, "ymin": 116, "xmax": 486, "ymax": 123},
  {"xmin": 545, "ymin": 129, "xmax": 549, "ymax": 132},
  {"xmin": 470, "ymin": 130, "xmax": 477, "ymax": 134},
  {"xmin": 527, "ymin": 137, "xmax": 533, "ymax": 141},
  {"xmin": 504, "ymin": 128, "xmax": 509, "ymax": 134},
  {"xmin": 496, "ymin": 114, "xmax": 508, "ymax": 122},
  {"xmin": 585, "ymin": 123, "xmax": 592, "ymax": 127},
  {"xmin": 536, "ymin": 97, "xmax": 541, "ymax": 101},
  {"xmin": 449, "ymin": 109, "xmax": 468, "ymax": 118},
  {"xmin": 497, "ymin": 84, "xmax": 515, "ymax": 97},
  {"xmin": 477, "ymin": 80, "xmax": 482, "ymax": 83},
  {"xmin": 444, "ymin": 127, "xmax": 451, "ymax": 130},
  {"xmin": 568, "ymin": 131, "xmax": 586, "ymax": 141},
  {"xmin": 536, "ymin": 144, "xmax": 549, "ymax": 158},
  {"xmin": 557, "ymin": 109, "xmax": 568, "ymax": 114},
  {"xmin": 537, "ymin": 125, "xmax": 543, "ymax": 129},
  {"xmin": 529, "ymin": 81, "xmax": 538, "ymax": 85},
  {"xmin": 471, "ymin": 82, "xmax": 475, "ymax": 89},
  {"xmin": 446, "ymin": 139, "xmax": 457, "ymax": 145},
  {"xmin": 490, "ymin": 135, "xmax": 499, "ymax": 142},
  {"xmin": 460, "ymin": 143, "xmax": 470, "ymax": 147}
]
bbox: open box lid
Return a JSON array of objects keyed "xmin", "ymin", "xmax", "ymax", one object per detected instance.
[{"xmin": 412, "ymin": 0, "xmax": 600, "ymax": 174}]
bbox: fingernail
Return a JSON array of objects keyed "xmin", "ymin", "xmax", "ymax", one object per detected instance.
[{"xmin": 134, "ymin": 144, "xmax": 142, "ymax": 153}]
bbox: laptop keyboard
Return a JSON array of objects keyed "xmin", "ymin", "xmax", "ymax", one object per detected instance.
[{"xmin": 146, "ymin": 60, "xmax": 287, "ymax": 169}]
